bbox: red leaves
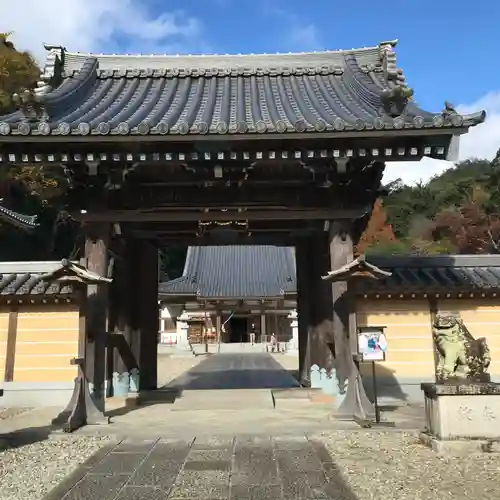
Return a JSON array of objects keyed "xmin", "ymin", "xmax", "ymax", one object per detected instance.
[
  {"xmin": 431, "ymin": 200, "xmax": 500, "ymax": 254},
  {"xmin": 356, "ymin": 199, "xmax": 396, "ymax": 254}
]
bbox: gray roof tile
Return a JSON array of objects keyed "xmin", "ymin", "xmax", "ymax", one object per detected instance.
[
  {"xmin": 361, "ymin": 255, "xmax": 500, "ymax": 293},
  {"xmin": 160, "ymin": 250, "xmax": 500, "ymax": 298},
  {"xmin": 0, "ymin": 41, "xmax": 485, "ymax": 137},
  {"xmin": 159, "ymin": 246, "xmax": 296, "ymax": 298},
  {"xmin": 0, "ymin": 261, "xmax": 74, "ymax": 296}
]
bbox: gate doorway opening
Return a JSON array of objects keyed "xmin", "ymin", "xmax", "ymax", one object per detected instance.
[{"xmin": 229, "ymin": 317, "xmax": 249, "ymax": 343}]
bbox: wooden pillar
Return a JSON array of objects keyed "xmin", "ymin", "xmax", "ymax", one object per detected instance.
[
  {"xmin": 260, "ymin": 310, "xmax": 266, "ymax": 339},
  {"xmin": 133, "ymin": 240, "xmax": 159, "ymax": 391},
  {"xmin": 84, "ymin": 223, "xmax": 111, "ymax": 412},
  {"xmin": 329, "ymin": 220, "xmax": 374, "ymax": 419},
  {"xmin": 216, "ymin": 311, "xmax": 222, "ymax": 352},
  {"xmin": 54, "ymin": 224, "xmax": 112, "ymax": 432},
  {"xmin": 309, "ymin": 232, "xmax": 334, "ymax": 371},
  {"xmin": 296, "ymin": 238, "xmax": 312, "ymax": 386},
  {"xmin": 4, "ymin": 306, "xmax": 18, "ymax": 382},
  {"xmin": 108, "ymin": 238, "xmax": 137, "ymax": 397}
]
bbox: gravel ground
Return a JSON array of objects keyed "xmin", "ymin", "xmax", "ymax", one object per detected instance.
[
  {"xmin": 0, "ymin": 408, "xmax": 32, "ymax": 420},
  {"xmin": 157, "ymin": 353, "xmax": 202, "ymax": 386},
  {"xmin": 318, "ymin": 430, "xmax": 500, "ymax": 499},
  {"xmin": 0, "ymin": 435, "xmax": 112, "ymax": 500}
]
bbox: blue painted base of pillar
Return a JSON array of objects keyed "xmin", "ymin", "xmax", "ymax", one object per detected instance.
[
  {"xmin": 129, "ymin": 368, "xmax": 139, "ymax": 393},
  {"xmin": 112, "ymin": 372, "xmax": 130, "ymax": 397},
  {"xmin": 310, "ymin": 364, "xmax": 347, "ymax": 408}
]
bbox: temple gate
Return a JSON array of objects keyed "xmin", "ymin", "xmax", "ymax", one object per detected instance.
[{"xmin": 0, "ymin": 40, "xmax": 484, "ymax": 428}]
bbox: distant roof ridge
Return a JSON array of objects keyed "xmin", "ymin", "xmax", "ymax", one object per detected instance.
[
  {"xmin": 369, "ymin": 254, "xmax": 500, "ymax": 268},
  {"xmin": 45, "ymin": 39, "xmax": 397, "ymax": 60}
]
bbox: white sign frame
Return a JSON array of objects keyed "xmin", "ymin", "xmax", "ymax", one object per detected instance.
[{"xmin": 358, "ymin": 326, "xmax": 387, "ymax": 362}]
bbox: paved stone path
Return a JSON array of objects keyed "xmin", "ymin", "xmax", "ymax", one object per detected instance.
[
  {"xmin": 162, "ymin": 354, "xmax": 301, "ymax": 390},
  {"xmin": 44, "ymin": 435, "xmax": 348, "ymax": 500}
]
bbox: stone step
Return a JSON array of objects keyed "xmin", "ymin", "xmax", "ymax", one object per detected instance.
[
  {"xmin": 191, "ymin": 343, "xmax": 270, "ymax": 355},
  {"xmin": 271, "ymin": 388, "xmax": 337, "ymax": 408},
  {"xmin": 171, "ymin": 389, "xmax": 275, "ymax": 410},
  {"xmin": 137, "ymin": 389, "xmax": 180, "ymax": 405}
]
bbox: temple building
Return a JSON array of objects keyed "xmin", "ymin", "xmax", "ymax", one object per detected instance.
[
  {"xmin": 0, "ymin": 39, "xmax": 485, "ymax": 425},
  {"xmin": 161, "ymin": 248, "xmax": 500, "ymax": 401},
  {"xmin": 159, "ymin": 246, "xmax": 296, "ymax": 351}
]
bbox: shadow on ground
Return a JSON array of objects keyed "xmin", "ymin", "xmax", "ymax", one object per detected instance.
[
  {"xmin": 161, "ymin": 353, "xmax": 300, "ymax": 390},
  {"xmin": 0, "ymin": 423, "xmax": 60, "ymax": 451}
]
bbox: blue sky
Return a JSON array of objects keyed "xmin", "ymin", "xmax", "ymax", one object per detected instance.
[
  {"xmin": 107, "ymin": 0, "xmax": 499, "ymax": 112},
  {"xmin": 3, "ymin": 0, "xmax": 500, "ymax": 183}
]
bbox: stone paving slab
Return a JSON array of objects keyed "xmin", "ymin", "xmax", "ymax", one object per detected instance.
[{"xmin": 43, "ymin": 435, "xmax": 348, "ymax": 500}]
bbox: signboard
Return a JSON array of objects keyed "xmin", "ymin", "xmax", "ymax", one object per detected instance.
[{"xmin": 358, "ymin": 326, "xmax": 387, "ymax": 361}]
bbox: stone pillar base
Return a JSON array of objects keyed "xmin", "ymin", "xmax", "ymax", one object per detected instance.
[
  {"xmin": 421, "ymin": 382, "xmax": 500, "ymax": 453},
  {"xmin": 419, "ymin": 432, "xmax": 500, "ymax": 454}
]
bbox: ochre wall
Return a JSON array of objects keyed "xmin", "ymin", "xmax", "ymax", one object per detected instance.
[
  {"xmin": 0, "ymin": 303, "xmax": 79, "ymax": 383},
  {"xmin": 357, "ymin": 297, "xmax": 500, "ymax": 383},
  {"xmin": 357, "ymin": 299, "xmax": 435, "ymax": 382},
  {"xmin": 0, "ymin": 310, "xmax": 8, "ymax": 375}
]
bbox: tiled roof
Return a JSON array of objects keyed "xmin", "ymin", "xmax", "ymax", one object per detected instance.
[
  {"xmin": 159, "ymin": 246, "xmax": 296, "ymax": 298},
  {"xmin": 0, "ymin": 201, "xmax": 38, "ymax": 230},
  {"xmin": 360, "ymin": 255, "xmax": 500, "ymax": 293},
  {"xmin": 160, "ymin": 250, "xmax": 500, "ymax": 299},
  {"xmin": 0, "ymin": 41, "xmax": 485, "ymax": 137},
  {"xmin": 0, "ymin": 261, "xmax": 74, "ymax": 296}
]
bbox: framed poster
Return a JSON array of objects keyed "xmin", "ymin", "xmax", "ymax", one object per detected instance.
[{"xmin": 358, "ymin": 326, "xmax": 387, "ymax": 361}]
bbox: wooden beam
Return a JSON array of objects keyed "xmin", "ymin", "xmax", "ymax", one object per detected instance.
[
  {"xmin": 109, "ymin": 185, "xmax": 378, "ymax": 211},
  {"xmin": 76, "ymin": 208, "xmax": 367, "ymax": 223},
  {"xmin": 4, "ymin": 307, "xmax": 18, "ymax": 382},
  {"xmin": 135, "ymin": 235, "xmax": 301, "ymax": 246}
]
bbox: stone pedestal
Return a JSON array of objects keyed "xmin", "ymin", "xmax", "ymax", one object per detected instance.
[
  {"xmin": 286, "ymin": 310, "xmax": 298, "ymax": 355},
  {"xmin": 421, "ymin": 382, "xmax": 500, "ymax": 454}
]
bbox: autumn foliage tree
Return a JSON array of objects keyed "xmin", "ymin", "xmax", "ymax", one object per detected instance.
[
  {"xmin": 0, "ymin": 32, "xmax": 39, "ymax": 113},
  {"xmin": 430, "ymin": 198, "xmax": 500, "ymax": 254},
  {"xmin": 0, "ymin": 33, "xmax": 76, "ymax": 260},
  {"xmin": 355, "ymin": 199, "xmax": 396, "ymax": 254}
]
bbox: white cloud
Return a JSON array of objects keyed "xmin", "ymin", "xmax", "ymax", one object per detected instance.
[
  {"xmin": 0, "ymin": 0, "xmax": 204, "ymax": 61},
  {"xmin": 261, "ymin": 3, "xmax": 323, "ymax": 52},
  {"xmin": 287, "ymin": 24, "xmax": 322, "ymax": 52},
  {"xmin": 383, "ymin": 92, "xmax": 500, "ymax": 186}
]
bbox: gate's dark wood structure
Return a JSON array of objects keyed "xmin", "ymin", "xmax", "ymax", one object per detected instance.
[{"xmin": 0, "ymin": 40, "xmax": 484, "ymax": 427}]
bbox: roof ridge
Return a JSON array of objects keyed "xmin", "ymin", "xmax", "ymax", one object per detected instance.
[
  {"xmin": 60, "ymin": 43, "xmax": 390, "ymax": 59},
  {"xmin": 369, "ymin": 254, "xmax": 500, "ymax": 268}
]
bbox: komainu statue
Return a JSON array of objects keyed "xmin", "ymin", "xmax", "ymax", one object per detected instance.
[{"xmin": 433, "ymin": 313, "xmax": 491, "ymax": 382}]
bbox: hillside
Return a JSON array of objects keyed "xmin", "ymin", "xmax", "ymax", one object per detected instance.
[{"xmin": 359, "ymin": 150, "xmax": 500, "ymax": 255}]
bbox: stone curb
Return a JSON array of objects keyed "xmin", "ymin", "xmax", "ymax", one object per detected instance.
[{"xmin": 42, "ymin": 439, "xmax": 122, "ymax": 500}]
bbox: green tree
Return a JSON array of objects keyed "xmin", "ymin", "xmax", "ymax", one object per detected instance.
[{"xmin": 0, "ymin": 32, "xmax": 39, "ymax": 113}]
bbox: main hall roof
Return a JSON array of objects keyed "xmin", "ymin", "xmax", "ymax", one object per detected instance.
[
  {"xmin": 159, "ymin": 246, "xmax": 296, "ymax": 299},
  {"xmin": 0, "ymin": 41, "xmax": 485, "ymax": 138}
]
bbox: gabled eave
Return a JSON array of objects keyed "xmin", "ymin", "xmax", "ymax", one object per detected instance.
[
  {"xmin": 322, "ymin": 254, "xmax": 392, "ymax": 282},
  {"xmin": 39, "ymin": 259, "xmax": 112, "ymax": 284}
]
